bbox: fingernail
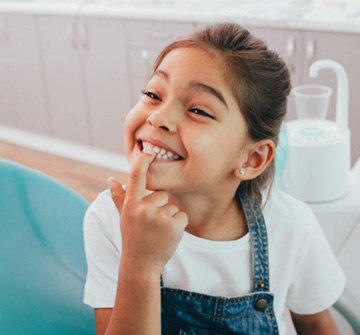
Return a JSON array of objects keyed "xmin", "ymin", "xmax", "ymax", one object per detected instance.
[
  {"xmin": 143, "ymin": 143, "xmax": 156, "ymax": 159},
  {"xmin": 121, "ymin": 184, "xmax": 128, "ymax": 191},
  {"xmin": 107, "ymin": 177, "xmax": 115, "ymax": 186},
  {"xmin": 143, "ymin": 142, "xmax": 154, "ymax": 155}
]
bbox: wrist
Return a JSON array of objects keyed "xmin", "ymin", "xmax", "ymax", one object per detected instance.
[{"xmin": 119, "ymin": 258, "xmax": 162, "ymax": 285}]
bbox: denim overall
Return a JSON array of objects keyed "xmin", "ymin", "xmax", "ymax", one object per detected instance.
[{"xmin": 161, "ymin": 191, "xmax": 279, "ymax": 335}]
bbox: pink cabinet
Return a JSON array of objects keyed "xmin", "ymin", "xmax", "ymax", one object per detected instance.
[
  {"xmin": 37, "ymin": 15, "xmax": 130, "ymax": 152},
  {"xmin": 0, "ymin": 14, "xmax": 49, "ymax": 135},
  {"xmin": 82, "ymin": 18, "xmax": 130, "ymax": 153},
  {"xmin": 37, "ymin": 15, "xmax": 91, "ymax": 145}
]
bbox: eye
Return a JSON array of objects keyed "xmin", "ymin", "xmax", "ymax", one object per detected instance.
[
  {"xmin": 141, "ymin": 90, "xmax": 161, "ymax": 101},
  {"xmin": 189, "ymin": 108, "xmax": 215, "ymax": 120}
]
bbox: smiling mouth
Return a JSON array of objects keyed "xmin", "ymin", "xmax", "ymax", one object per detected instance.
[{"xmin": 139, "ymin": 141, "xmax": 184, "ymax": 161}]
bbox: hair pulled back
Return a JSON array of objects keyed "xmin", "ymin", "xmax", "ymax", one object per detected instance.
[{"xmin": 153, "ymin": 23, "xmax": 291, "ymax": 204}]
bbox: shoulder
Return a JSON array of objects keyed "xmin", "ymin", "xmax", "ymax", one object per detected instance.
[
  {"xmin": 263, "ymin": 187, "xmax": 316, "ymax": 240},
  {"xmin": 262, "ymin": 188, "xmax": 322, "ymax": 279},
  {"xmin": 83, "ymin": 189, "xmax": 120, "ymax": 240},
  {"xmin": 86, "ymin": 189, "xmax": 118, "ymax": 217},
  {"xmin": 264, "ymin": 188, "xmax": 345, "ymax": 314}
]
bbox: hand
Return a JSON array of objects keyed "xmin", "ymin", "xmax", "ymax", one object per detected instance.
[{"xmin": 108, "ymin": 152, "xmax": 188, "ymax": 274}]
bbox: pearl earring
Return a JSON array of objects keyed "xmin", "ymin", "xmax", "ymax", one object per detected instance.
[{"xmin": 240, "ymin": 162, "xmax": 247, "ymax": 175}]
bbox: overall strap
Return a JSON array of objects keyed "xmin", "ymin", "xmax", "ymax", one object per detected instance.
[{"xmin": 238, "ymin": 190, "xmax": 270, "ymax": 293}]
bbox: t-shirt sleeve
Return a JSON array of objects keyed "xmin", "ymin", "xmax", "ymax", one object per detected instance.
[
  {"xmin": 83, "ymin": 191, "xmax": 120, "ymax": 308},
  {"xmin": 286, "ymin": 210, "xmax": 346, "ymax": 314}
]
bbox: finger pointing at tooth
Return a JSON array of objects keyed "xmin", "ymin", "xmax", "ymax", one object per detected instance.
[{"xmin": 110, "ymin": 149, "xmax": 188, "ymax": 274}]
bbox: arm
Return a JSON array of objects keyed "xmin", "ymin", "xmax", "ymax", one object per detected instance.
[
  {"xmin": 96, "ymin": 152, "xmax": 187, "ymax": 335},
  {"xmin": 97, "ymin": 265, "xmax": 162, "ymax": 335},
  {"xmin": 291, "ymin": 309, "xmax": 340, "ymax": 335}
]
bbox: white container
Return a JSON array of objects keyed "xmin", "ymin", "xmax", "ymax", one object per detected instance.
[
  {"xmin": 292, "ymin": 84, "xmax": 332, "ymax": 120},
  {"xmin": 284, "ymin": 60, "xmax": 351, "ymax": 203}
]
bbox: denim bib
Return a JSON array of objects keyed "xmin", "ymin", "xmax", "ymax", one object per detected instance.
[{"xmin": 161, "ymin": 190, "xmax": 279, "ymax": 334}]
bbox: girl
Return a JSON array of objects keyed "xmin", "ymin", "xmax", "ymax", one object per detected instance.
[{"xmin": 83, "ymin": 23, "xmax": 345, "ymax": 334}]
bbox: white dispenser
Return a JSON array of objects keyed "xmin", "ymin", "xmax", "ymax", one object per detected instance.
[{"xmin": 283, "ymin": 60, "xmax": 351, "ymax": 203}]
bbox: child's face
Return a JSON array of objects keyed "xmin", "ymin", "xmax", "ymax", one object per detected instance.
[{"xmin": 124, "ymin": 47, "xmax": 250, "ymax": 194}]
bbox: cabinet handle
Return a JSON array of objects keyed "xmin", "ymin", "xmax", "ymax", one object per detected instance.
[
  {"xmin": 78, "ymin": 22, "xmax": 88, "ymax": 50},
  {"xmin": 286, "ymin": 37, "xmax": 296, "ymax": 74},
  {"xmin": 67, "ymin": 20, "xmax": 77, "ymax": 49},
  {"xmin": 306, "ymin": 40, "xmax": 316, "ymax": 70},
  {"xmin": 141, "ymin": 49, "xmax": 152, "ymax": 77},
  {"xmin": 147, "ymin": 31, "xmax": 173, "ymax": 40}
]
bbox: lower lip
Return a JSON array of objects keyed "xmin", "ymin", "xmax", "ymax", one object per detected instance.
[{"xmin": 151, "ymin": 156, "xmax": 180, "ymax": 163}]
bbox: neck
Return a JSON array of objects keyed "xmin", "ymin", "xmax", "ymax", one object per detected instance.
[{"xmin": 169, "ymin": 186, "xmax": 248, "ymax": 241}]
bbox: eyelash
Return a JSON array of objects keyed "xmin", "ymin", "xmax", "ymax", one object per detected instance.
[
  {"xmin": 188, "ymin": 108, "xmax": 215, "ymax": 120},
  {"xmin": 141, "ymin": 90, "xmax": 161, "ymax": 101},
  {"xmin": 141, "ymin": 90, "xmax": 215, "ymax": 120}
]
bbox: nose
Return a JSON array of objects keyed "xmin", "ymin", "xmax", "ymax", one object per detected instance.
[{"xmin": 147, "ymin": 107, "xmax": 178, "ymax": 133}]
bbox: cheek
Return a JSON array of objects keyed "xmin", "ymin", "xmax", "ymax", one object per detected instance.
[
  {"xmin": 123, "ymin": 106, "xmax": 145, "ymax": 153},
  {"xmin": 186, "ymin": 132, "xmax": 233, "ymax": 157},
  {"xmin": 187, "ymin": 130, "xmax": 245, "ymax": 168}
]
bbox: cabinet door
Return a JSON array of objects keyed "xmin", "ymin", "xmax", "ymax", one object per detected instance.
[
  {"xmin": 125, "ymin": 20, "xmax": 196, "ymax": 106},
  {"xmin": 37, "ymin": 15, "xmax": 90, "ymax": 144},
  {"xmin": 2, "ymin": 15, "xmax": 49, "ymax": 134},
  {"xmin": 0, "ymin": 15, "xmax": 14, "ymax": 127},
  {"xmin": 303, "ymin": 31, "xmax": 360, "ymax": 165},
  {"xmin": 82, "ymin": 18, "xmax": 130, "ymax": 153},
  {"xmin": 250, "ymin": 27, "xmax": 304, "ymax": 120}
]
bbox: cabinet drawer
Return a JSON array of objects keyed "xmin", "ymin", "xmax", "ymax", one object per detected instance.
[
  {"xmin": 129, "ymin": 47, "xmax": 159, "ymax": 78},
  {"xmin": 125, "ymin": 20, "xmax": 195, "ymax": 49}
]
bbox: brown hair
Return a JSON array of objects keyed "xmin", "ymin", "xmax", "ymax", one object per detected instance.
[{"xmin": 152, "ymin": 23, "xmax": 291, "ymax": 204}]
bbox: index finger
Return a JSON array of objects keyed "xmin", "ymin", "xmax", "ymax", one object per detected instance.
[{"xmin": 126, "ymin": 152, "xmax": 155, "ymax": 202}]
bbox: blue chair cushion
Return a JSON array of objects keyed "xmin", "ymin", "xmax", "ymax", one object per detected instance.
[{"xmin": 0, "ymin": 159, "xmax": 95, "ymax": 334}]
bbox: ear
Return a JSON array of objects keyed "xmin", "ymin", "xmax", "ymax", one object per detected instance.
[{"xmin": 234, "ymin": 139, "xmax": 275, "ymax": 180}]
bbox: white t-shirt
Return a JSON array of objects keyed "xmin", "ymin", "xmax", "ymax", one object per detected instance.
[{"xmin": 83, "ymin": 188, "xmax": 345, "ymax": 334}]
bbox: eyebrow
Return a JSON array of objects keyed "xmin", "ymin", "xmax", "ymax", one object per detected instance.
[
  {"xmin": 152, "ymin": 70, "xmax": 228, "ymax": 109},
  {"xmin": 189, "ymin": 81, "xmax": 228, "ymax": 109},
  {"xmin": 152, "ymin": 69, "xmax": 169, "ymax": 80}
]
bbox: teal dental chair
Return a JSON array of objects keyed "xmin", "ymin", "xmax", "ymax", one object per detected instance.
[{"xmin": 0, "ymin": 158, "xmax": 95, "ymax": 334}]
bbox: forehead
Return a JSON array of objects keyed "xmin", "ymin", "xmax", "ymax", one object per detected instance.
[{"xmin": 156, "ymin": 47, "xmax": 228, "ymax": 86}]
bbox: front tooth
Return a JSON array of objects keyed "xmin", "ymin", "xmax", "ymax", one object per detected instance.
[
  {"xmin": 142, "ymin": 141, "xmax": 180, "ymax": 160},
  {"xmin": 143, "ymin": 142, "xmax": 153, "ymax": 154}
]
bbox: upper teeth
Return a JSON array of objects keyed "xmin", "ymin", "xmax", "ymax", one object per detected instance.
[{"xmin": 142, "ymin": 141, "xmax": 180, "ymax": 160}]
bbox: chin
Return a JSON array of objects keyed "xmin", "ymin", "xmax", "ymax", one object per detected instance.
[
  {"xmin": 145, "ymin": 179, "xmax": 165, "ymax": 192},
  {"xmin": 145, "ymin": 176, "xmax": 176, "ymax": 192}
]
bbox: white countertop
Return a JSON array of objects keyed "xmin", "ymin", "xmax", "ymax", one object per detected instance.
[{"xmin": 0, "ymin": 1, "xmax": 360, "ymax": 34}]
